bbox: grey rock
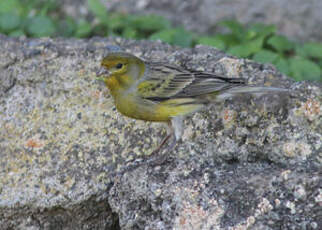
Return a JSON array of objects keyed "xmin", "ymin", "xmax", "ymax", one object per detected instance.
[{"xmin": 0, "ymin": 35, "xmax": 321, "ymax": 229}]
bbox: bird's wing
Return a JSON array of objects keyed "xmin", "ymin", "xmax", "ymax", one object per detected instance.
[{"xmin": 136, "ymin": 62, "xmax": 245, "ymax": 101}]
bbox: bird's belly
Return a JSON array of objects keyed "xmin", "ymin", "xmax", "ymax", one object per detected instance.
[{"xmin": 115, "ymin": 97, "xmax": 203, "ymax": 122}]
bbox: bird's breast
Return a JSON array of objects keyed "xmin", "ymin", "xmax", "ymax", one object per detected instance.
[{"xmin": 114, "ymin": 95, "xmax": 169, "ymax": 121}]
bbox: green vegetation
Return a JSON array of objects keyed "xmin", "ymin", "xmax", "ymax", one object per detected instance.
[{"xmin": 0, "ymin": 0, "xmax": 321, "ymax": 81}]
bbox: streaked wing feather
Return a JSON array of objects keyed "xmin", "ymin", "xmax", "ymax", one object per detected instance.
[{"xmin": 137, "ymin": 62, "xmax": 245, "ymax": 101}]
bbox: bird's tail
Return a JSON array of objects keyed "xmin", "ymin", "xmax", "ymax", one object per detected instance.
[{"xmin": 216, "ymin": 86, "xmax": 291, "ymax": 101}]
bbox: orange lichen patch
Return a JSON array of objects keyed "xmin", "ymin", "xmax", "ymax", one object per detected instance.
[
  {"xmin": 179, "ymin": 217, "xmax": 186, "ymax": 226},
  {"xmin": 223, "ymin": 110, "xmax": 230, "ymax": 120},
  {"xmin": 221, "ymin": 109, "xmax": 236, "ymax": 126},
  {"xmin": 173, "ymin": 183, "xmax": 224, "ymax": 230},
  {"xmin": 78, "ymin": 69, "xmax": 86, "ymax": 76},
  {"xmin": 25, "ymin": 138, "xmax": 44, "ymax": 148},
  {"xmin": 3, "ymin": 122, "xmax": 19, "ymax": 136},
  {"xmin": 91, "ymin": 90, "xmax": 103, "ymax": 99},
  {"xmin": 175, "ymin": 200, "xmax": 223, "ymax": 230},
  {"xmin": 302, "ymin": 98, "xmax": 320, "ymax": 121}
]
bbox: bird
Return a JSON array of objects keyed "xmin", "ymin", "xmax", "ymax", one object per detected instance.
[{"xmin": 96, "ymin": 51, "xmax": 289, "ymax": 153}]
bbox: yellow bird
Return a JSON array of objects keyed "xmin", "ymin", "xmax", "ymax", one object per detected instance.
[{"xmin": 96, "ymin": 52, "xmax": 288, "ymax": 152}]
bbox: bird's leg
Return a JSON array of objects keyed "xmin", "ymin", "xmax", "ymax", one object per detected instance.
[
  {"xmin": 151, "ymin": 116, "xmax": 184, "ymax": 155},
  {"xmin": 151, "ymin": 121, "xmax": 173, "ymax": 155},
  {"xmin": 167, "ymin": 135, "xmax": 177, "ymax": 152},
  {"xmin": 147, "ymin": 116, "xmax": 184, "ymax": 166},
  {"xmin": 117, "ymin": 117, "xmax": 184, "ymax": 175},
  {"xmin": 152, "ymin": 134, "xmax": 171, "ymax": 154},
  {"xmin": 121, "ymin": 122, "xmax": 172, "ymax": 171}
]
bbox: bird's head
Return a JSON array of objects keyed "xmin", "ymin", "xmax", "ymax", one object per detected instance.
[{"xmin": 96, "ymin": 52, "xmax": 145, "ymax": 91}]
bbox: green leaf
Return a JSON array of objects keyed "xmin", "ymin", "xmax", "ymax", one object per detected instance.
[
  {"xmin": 219, "ymin": 20, "xmax": 245, "ymax": 40},
  {"xmin": 228, "ymin": 45, "xmax": 252, "ymax": 57},
  {"xmin": 57, "ymin": 18, "xmax": 76, "ymax": 37},
  {"xmin": 197, "ymin": 36, "xmax": 225, "ymax": 50},
  {"xmin": 253, "ymin": 50, "xmax": 278, "ymax": 63},
  {"xmin": 172, "ymin": 29, "xmax": 193, "ymax": 47},
  {"xmin": 245, "ymin": 36, "xmax": 265, "ymax": 53},
  {"xmin": 228, "ymin": 36, "xmax": 264, "ymax": 58},
  {"xmin": 267, "ymin": 35, "xmax": 294, "ymax": 52},
  {"xmin": 274, "ymin": 57, "xmax": 290, "ymax": 75},
  {"xmin": 107, "ymin": 14, "xmax": 126, "ymax": 31},
  {"xmin": 75, "ymin": 19, "xmax": 92, "ymax": 38},
  {"xmin": 319, "ymin": 60, "xmax": 322, "ymax": 68},
  {"xmin": 88, "ymin": 0, "xmax": 108, "ymax": 22},
  {"xmin": 0, "ymin": 0, "xmax": 22, "ymax": 14},
  {"xmin": 130, "ymin": 15, "xmax": 170, "ymax": 32},
  {"xmin": 27, "ymin": 16, "xmax": 56, "ymax": 37},
  {"xmin": 149, "ymin": 29, "xmax": 176, "ymax": 44},
  {"xmin": 150, "ymin": 28, "xmax": 193, "ymax": 47},
  {"xmin": 0, "ymin": 13, "xmax": 20, "ymax": 32},
  {"xmin": 122, "ymin": 27, "xmax": 137, "ymax": 39},
  {"xmin": 215, "ymin": 34, "xmax": 239, "ymax": 48},
  {"xmin": 243, "ymin": 30, "xmax": 258, "ymax": 41},
  {"xmin": 302, "ymin": 42, "xmax": 322, "ymax": 59},
  {"xmin": 39, "ymin": 0, "xmax": 59, "ymax": 16},
  {"xmin": 289, "ymin": 57, "xmax": 321, "ymax": 81},
  {"xmin": 9, "ymin": 29, "xmax": 25, "ymax": 37},
  {"xmin": 248, "ymin": 23, "xmax": 276, "ymax": 38},
  {"xmin": 295, "ymin": 44, "xmax": 308, "ymax": 58}
]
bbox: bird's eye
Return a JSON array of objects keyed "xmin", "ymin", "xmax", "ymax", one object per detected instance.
[{"xmin": 116, "ymin": 63, "xmax": 123, "ymax": 69}]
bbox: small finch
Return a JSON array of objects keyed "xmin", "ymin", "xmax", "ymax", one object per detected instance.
[{"xmin": 96, "ymin": 52, "xmax": 289, "ymax": 153}]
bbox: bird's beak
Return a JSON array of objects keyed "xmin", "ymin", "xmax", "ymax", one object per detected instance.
[{"xmin": 96, "ymin": 67, "xmax": 110, "ymax": 81}]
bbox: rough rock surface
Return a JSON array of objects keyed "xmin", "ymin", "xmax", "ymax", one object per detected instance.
[
  {"xmin": 0, "ymin": 34, "xmax": 321, "ymax": 229},
  {"xmin": 62, "ymin": 0, "xmax": 322, "ymax": 42}
]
